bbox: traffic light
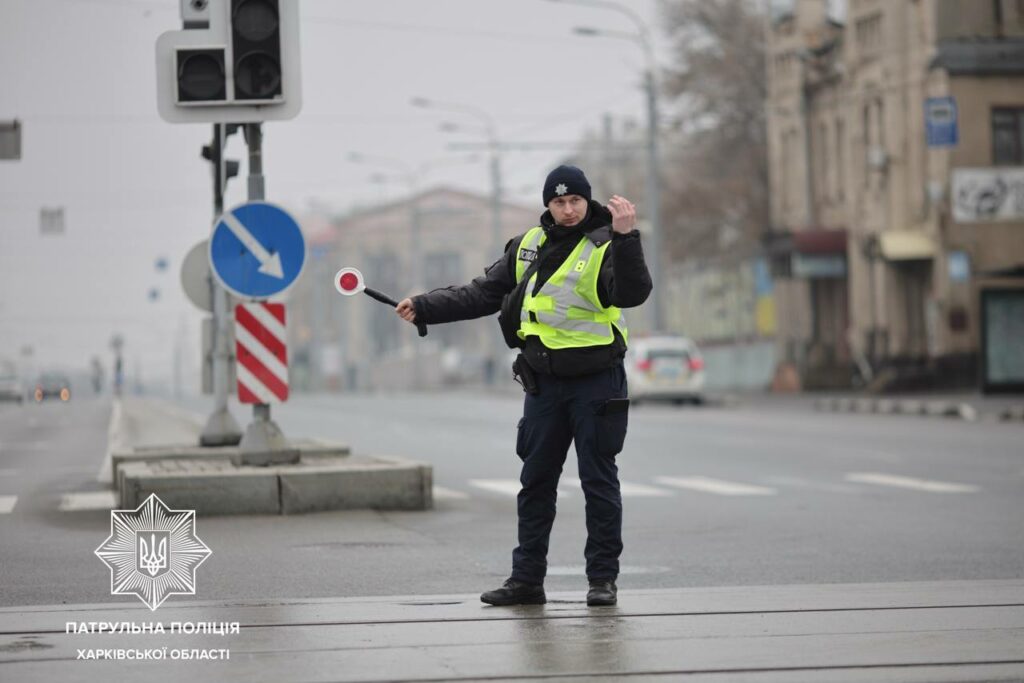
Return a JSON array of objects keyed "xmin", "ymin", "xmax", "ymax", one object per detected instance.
[
  {"xmin": 156, "ymin": 0, "xmax": 301, "ymax": 124},
  {"xmin": 230, "ymin": 0, "xmax": 282, "ymax": 101},
  {"xmin": 201, "ymin": 123, "xmax": 241, "ymax": 198},
  {"xmin": 177, "ymin": 49, "xmax": 226, "ymax": 103}
]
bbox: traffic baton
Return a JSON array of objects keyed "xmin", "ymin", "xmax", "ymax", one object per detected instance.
[{"xmin": 334, "ymin": 267, "xmax": 428, "ymax": 337}]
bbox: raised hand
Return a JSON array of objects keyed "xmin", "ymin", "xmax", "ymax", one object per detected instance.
[{"xmin": 607, "ymin": 195, "xmax": 637, "ymax": 234}]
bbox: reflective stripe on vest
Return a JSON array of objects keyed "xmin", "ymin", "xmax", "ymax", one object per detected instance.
[{"xmin": 514, "ymin": 227, "xmax": 628, "ymax": 350}]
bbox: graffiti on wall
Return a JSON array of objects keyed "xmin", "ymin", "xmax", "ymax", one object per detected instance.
[{"xmin": 952, "ymin": 167, "xmax": 1024, "ymax": 223}]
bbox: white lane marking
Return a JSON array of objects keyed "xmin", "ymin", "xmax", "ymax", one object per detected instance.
[
  {"xmin": 0, "ymin": 496, "xmax": 17, "ymax": 513},
  {"xmin": 58, "ymin": 490, "xmax": 118, "ymax": 512},
  {"xmin": 845, "ymin": 472, "xmax": 980, "ymax": 493},
  {"xmin": 469, "ymin": 479, "xmax": 573, "ymax": 498},
  {"xmin": 764, "ymin": 475, "xmax": 862, "ymax": 494},
  {"xmin": 655, "ymin": 476, "xmax": 778, "ymax": 496},
  {"xmin": 561, "ymin": 477, "xmax": 674, "ymax": 497},
  {"xmin": 432, "ymin": 486, "xmax": 470, "ymax": 501}
]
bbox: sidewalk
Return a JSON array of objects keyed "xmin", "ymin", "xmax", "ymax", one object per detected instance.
[
  {"xmin": 1, "ymin": 580, "xmax": 1022, "ymax": 682},
  {"xmin": 712, "ymin": 389, "xmax": 1024, "ymax": 423}
]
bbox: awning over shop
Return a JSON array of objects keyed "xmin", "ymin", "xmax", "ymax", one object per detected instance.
[
  {"xmin": 879, "ymin": 231, "xmax": 937, "ymax": 261},
  {"xmin": 793, "ymin": 229, "xmax": 847, "ymax": 254}
]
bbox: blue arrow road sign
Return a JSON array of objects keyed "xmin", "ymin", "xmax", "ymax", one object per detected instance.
[{"xmin": 209, "ymin": 201, "xmax": 306, "ymax": 300}]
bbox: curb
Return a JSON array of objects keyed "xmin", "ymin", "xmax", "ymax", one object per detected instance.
[
  {"xmin": 997, "ymin": 405, "xmax": 1024, "ymax": 422},
  {"xmin": 814, "ymin": 397, "xmax": 983, "ymax": 422}
]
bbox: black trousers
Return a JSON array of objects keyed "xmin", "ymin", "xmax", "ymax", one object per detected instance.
[{"xmin": 510, "ymin": 364, "xmax": 629, "ymax": 584}]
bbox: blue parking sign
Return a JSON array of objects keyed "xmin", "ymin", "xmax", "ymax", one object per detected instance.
[{"xmin": 925, "ymin": 97, "xmax": 958, "ymax": 148}]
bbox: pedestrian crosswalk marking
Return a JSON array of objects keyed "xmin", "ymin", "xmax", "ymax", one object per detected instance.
[
  {"xmin": 0, "ymin": 495, "xmax": 17, "ymax": 514},
  {"xmin": 58, "ymin": 490, "xmax": 118, "ymax": 511},
  {"xmin": 655, "ymin": 476, "xmax": 778, "ymax": 496},
  {"xmin": 764, "ymin": 475, "xmax": 862, "ymax": 494},
  {"xmin": 845, "ymin": 472, "xmax": 979, "ymax": 493},
  {"xmin": 469, "ymin": 479, "xmax": 522, "ymax": 497},
  {"xmin": 561, "ymin": 477, "xmax": 674, "ymax": 497},
  {"xmin": 432, "ymin": 486, "xmax": 470, "ymax": 501},
  {"xmin": 468, "ymin": 479, "xmax": 574, "ymax": 498}
]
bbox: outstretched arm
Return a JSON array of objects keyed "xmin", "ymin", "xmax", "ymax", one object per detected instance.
[{"xmin": 396, "ymin": 238, "xmax": 519, "ymax": 324}]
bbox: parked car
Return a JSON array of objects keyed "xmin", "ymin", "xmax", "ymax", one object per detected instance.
[
  {"xmin": 33, "ymin": 373, "xmax": 72, "ymax": 402},
  {"xmin": 0, "ymin": 372, "xmax": 25, "ymax": 403},
  {"xmin": 625, "ymin": 335, "xmax": 706, "ymax": 405}
]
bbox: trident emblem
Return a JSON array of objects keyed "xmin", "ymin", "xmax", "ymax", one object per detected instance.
[{"xmin": 138, "ymin": 532, "xmax": 168, "ymax": 577}]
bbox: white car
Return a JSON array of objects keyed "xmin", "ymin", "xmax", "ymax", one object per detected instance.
[
  {"xmin": 0, "ymin": 372, "xmax": 25, "ymax": 403},
  {"xmin": 626, "ymin": 336, "xmax": 706, "ymax": 405}
]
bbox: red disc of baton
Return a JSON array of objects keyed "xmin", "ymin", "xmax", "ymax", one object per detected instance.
[{"xmin": 334, "ymin": 267, "xmax": 365, "ymax": 296}]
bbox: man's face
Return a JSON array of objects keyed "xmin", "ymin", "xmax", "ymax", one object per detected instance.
[{"xmin": 547, "ymin": 194, "xmax": 587, "ymax": 227}]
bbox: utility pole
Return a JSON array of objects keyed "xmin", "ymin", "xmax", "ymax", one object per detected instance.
[
  {"xmin": 644, "ymin": 69, "xmax": 665, "ymax": 331},
  {"xmin": 237, "ymin": 123, "xmax": 293, "ymax": 460},
  {"xmin": 201, "ymin": 123, "xmax": 242, "ymax": 446},
  {"xmin": 558, "ymin": 0, "xmax": 667, "ymax": 332}
]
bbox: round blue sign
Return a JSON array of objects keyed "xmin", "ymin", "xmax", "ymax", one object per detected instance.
[{"xmin": 209, "ymin": 201, "xmax": 306, "ymax": 300}]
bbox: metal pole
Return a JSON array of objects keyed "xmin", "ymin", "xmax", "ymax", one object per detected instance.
[
  {"xmin": 410, "ymin": 191, "xmax": 423, "ymax": 390},
  {"xmin": 645, "ymin": 70, "xmax": 665, "ymax": 332},
  {"xmin": 237, "ymin": 123, "xmax": 296, "ymax": 465},
  {"xmin": 488, "ymin": 147, "xmax": 503, "ymax": 385},
  {"xmin": 201, "ymin": 123, "xmax": 242, "ymax": 446}
]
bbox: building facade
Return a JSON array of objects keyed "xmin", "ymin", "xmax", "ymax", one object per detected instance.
[
  {"xmin": 289, "ymin": 188, "xmax": 538, "ymax": 392},
  {"xmin": 765, "ymin": 0, "xmax": 1024, "ymax": 391}
]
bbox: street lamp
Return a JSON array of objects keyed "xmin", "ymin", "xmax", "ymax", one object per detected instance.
[
  {"xmin": 546, "ymin": 0, "xmax": 665, "ymax": 332},
  {"xmin": 411, "ymin": 95, "xmax": 506, "ymax": 384}
]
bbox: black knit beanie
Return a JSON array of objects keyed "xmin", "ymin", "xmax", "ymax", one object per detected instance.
[{"xmin": 542, "ymin": 165, "xmax": 592, "ymax": 206}]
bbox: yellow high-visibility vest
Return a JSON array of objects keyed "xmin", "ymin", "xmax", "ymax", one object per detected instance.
[{"xmin": 514, "ymin": 226, "xmax": 628, "ymax": 349}]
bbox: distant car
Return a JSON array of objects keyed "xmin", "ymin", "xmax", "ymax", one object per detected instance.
[
  {"xmin": 0, "ymin": 373, "xmax": 25, "ymax": 403},
  {"xmin": 33, "ymin": 373, "xmax": 72, "ymax": 402},
  {"xmin": 626, "ymin": 336, "xmax": 706, "ymax": 405}
]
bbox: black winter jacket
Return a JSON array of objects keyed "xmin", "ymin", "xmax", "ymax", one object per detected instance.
[{"xmin": 411, "ymin": 200, "xmax": 653, "ymax": 377}]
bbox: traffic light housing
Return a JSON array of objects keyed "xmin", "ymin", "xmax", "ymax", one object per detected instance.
[
  {"xmin": 156, "ymin": 0, "xmax": 301, "ymax": 123},
  {"xmin": 230, "ymin": 0, "xmax": 282, "ymax": 101}
]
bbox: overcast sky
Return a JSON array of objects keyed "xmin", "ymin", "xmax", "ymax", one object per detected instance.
[
  {"xmin": 1, "ymin": 0, "xmax": 851, "ymax": 390},
  {"xmin": 1, "ymin": 0, "xmax": 676, "ymax": 388}
]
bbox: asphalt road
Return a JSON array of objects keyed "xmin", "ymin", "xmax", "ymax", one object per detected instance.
[{"xmin": 1, "ymin": 390, "xmax": 1022, "ymax": 607}]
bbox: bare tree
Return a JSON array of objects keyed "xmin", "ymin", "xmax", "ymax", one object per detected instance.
[{"xmin": 658, "ymin": 0, "xmax": 769, "ymax": 262}]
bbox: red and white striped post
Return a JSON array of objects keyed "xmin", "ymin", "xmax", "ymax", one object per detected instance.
[
  {"xmin": 233, "ymin": 302, "xmax": 298, "ymax": 465},
  {"xmin": 235, "ymin": 302, "xmax": 289, "ymax": 404}
]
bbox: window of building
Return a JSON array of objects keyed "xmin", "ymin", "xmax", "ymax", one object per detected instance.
[
  {"xmin": 423, "ymin": 251, "xmax": 462, "ymax": 291},
  {"xmin": 835, "ymin": 119, "xmax": 845, "ymax": 201},
  {"xmin": 862, "ymin": 103, "xmax": 871, "ymax": 187},
  {"xmin": 423, "ymin": 251, "xmax": 463, "ymax": 347},
  {"xmin": 856, "ymin": 12, "xmax": 883, "ymax": 57},
  {"xmin": 367, "ymin": 251, "xmax": 401, "ymax": 354},
  {"xmin": 992, "ymin": 107, "xmax": 1024, "ymax": 165},
  {"xmin": 818, "ymin": 121, "xmax": 829, "ymax": 203}
]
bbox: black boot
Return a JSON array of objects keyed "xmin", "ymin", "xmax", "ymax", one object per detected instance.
[
  {"xmin": 480, "ymin": 578, "xmax": 546, "ymax": 606},
  {"xmin": 587, "ymin": 578, "xmax": 617, "ymax": 606}
]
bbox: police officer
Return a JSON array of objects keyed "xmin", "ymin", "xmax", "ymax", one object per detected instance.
[{"xmin": 396, "ymin": 165, "xmax": 652, "ymax": 607}]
